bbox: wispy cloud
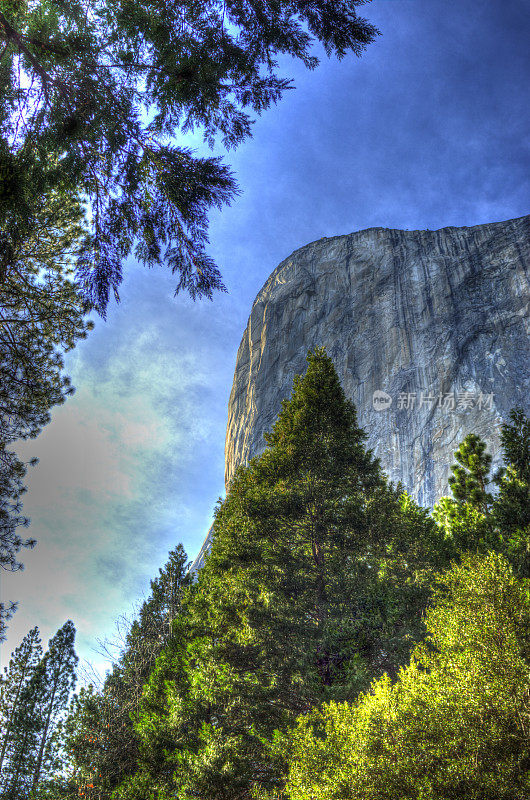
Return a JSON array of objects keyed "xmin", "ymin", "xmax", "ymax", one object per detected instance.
[{"xmin": 1, "ymin": 268, "xmax": 234, "ymax": 671}]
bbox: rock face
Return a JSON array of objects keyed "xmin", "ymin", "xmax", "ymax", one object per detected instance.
[{"xmin": 190, "ymin": 215, "xmax": 530, "ymax": 572}]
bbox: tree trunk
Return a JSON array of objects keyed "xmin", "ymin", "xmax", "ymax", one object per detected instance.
[
  {"xmin": 0, "ymin": 651, "xmax": 33, "ymax": 775},
  {"xmin": 31, "ymin": 654, "xmax": 63, "ymax": 792}
]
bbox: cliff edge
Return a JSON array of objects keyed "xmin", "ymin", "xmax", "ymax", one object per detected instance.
[{"xmin": 191, "ymin": 215, "xmax": 530, "ymax": 572}]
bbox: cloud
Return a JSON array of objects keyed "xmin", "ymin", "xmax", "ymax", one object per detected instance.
[{"xmin": 1, "ymin": 266, "xmax": 233, "ymax": 672}]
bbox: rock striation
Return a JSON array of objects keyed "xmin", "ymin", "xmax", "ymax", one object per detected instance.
[{"xmin": 190, "ymin": 215, "xmax": 530, "ymax": 572}]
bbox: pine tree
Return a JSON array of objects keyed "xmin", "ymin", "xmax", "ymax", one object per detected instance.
[
  {"xmin": 498, "ymin": 408, "xmax": 530, "ymax": 482},
  {"xmin": 31, "ymin": 620, "xmax": 78, "ymax": 792},
  {"xmin": 0, "ymin": 626, "xmax": 42, "ymax": 782},
  {"xmin": 0, "ymin": 1, "xmax": 379, "ymax": 314},
  {"xmin": 434, "ymin": 409, "xmax": 530, "ymax": 578},
  {"xmin": 0, "ymin": 447, "xmax": 37, "ymax": 640},
  {"xmin": 1, "ymin": 621, "xmax": 79, "ymax": 798},
  {"xmin": 2, "ymin": 628, "xmax": 51, "ymax": 800},
  {"xmin": 434, "ymin": 433, "xmax": 495, "ymax": 554},
  {"xmin": 448, "ymin": 433, "xmax": 493, "ymax": 513},
  {"xmin": 0, "ymin": 176, "xmax": 93, "ymax": 637},
  {"xmin": 58, "ymin": 546, "xmax": 189, "ymax": 799},
  {"xmin": 3, "ymin": 661, "xmax": 48, "ymax": 799},
  {"xmin": 493, "ymin": 408, "xmax": 530, "ymax": 577},
  {"xmin": 123, "ymin": 349, "xmax": 448, "ymax": 800}
]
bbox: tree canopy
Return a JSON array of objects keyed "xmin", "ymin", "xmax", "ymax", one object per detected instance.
[
  {"xmin": 54, "ymin": 545, "xmax": 190, "ymax": 799},
  {"xmin": 111, "ymin": 349, "xmax": 448, "ymax": 800},
  {"xmin": 282, "ymin": 410, "xmax": 530, "ymax": 800},
  {"xmin": 283, "ymin": 551, "xmax": 530, "ymax": 800},
  {"xmin": 0, "ymin": 621, "xmax": 78, "ymax": 798},
  {"xmin": 0, "ymin": 0, "xmax": 379, "ymax": 314},
  {"xmin": 434, "ymin": 408, "xmax": 530, "ymax": 578}
]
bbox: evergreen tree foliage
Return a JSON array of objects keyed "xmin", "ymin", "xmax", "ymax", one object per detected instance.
[
  {"xmin": 0, "ymin": 178, "xmax": 92, "ymax": 447},
  {"xmin": 31, "ymin": 620, "xmax": 78, "ymax": 791},
  {"xmin": 0, "ymin": 625, "xmax": 43, "ymax": 782},
  {"xmin": 447, "ymin": 433, "xmax": 493, "ymax": 513},
  {"xmin": 119, "ymin": 349, "xmax": 448, "ymax": 800},
  {"xmin": 1, "ymin": 657, "xmax": 48, "ymax": 799},
  {"xmin": 58, "ymin": 545, "xmax": 190, "ymax": 799},
  {"xmin": 283, "ymin": 551, "xmax": 530, "ymax": 800},
  {"xmin": 493, "ymin": 408, "xmax": 530, "ymax": 575},
  {"xmin": 0, "ymin": 0, "xmax": 379, "ymax": 314},
  {"xmin": 434, "ymin": 408, "xmax": 530, "ymax": 577},
  {"xmin": 0, "ymin": 621, "xmax": 77, "ymax": 798},
  {"xmin": 0, "ymin": 446, "xmax": 35, "ymax": 640},
  {"xmin": 497, "ymin": 407, "xmax": 530, "ymax": 483}
]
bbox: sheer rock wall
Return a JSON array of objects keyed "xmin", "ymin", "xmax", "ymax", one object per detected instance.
[{"xmin": 191, "ymin": 215, "xmax": 530, "ymax": 572}]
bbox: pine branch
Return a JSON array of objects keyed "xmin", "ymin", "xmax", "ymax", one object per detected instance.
[{"xmin": 0, "ymin": 12, "xmax": 68, "ymax": 100}]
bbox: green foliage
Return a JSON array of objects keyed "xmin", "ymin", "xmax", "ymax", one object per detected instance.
[
  {"xmin": 447, "ymin": 433, "xmax": 493, "ymax": 512},
  {"xmin": 434, "ymin": 408, "xmax": 530, "ymax": 577},
  {"xmin": 0, "ymin": 445, "xmax": 35, "ymax": 639},
  {"xmin": 0, "ymin": 621, "xmax": 78, "ymax": 798},
  {"xmin": 0, "ymin": 179, "xmax": 91, "ymax": 444},
  {"xmin": 44, "ymin": 374, "xmax": 529, "ymax": 799},
  {"xmin": 283, "ymin": 551, "xmax": 530, "ymax": 800},
  {"xmin": 0, "ymin": 625, "xmax": 43, "ymax": 786},
  {"xmin": 493, "ymin": 408, "xmax": 530, "ymax": 575},
  {"xmin": 120, "ymin": 349, "xmax": 448, "ymax": 800},
  {"xmin": 31, "ymin": 620, "xmax": 78, "ymax": 792},
  {"xmin": 0, "ymin": 0, "xmax": 379, "ymax": 313},
  {"xmin": 57, "ymin": 545, "xmax": 190, "ymax": 799}
]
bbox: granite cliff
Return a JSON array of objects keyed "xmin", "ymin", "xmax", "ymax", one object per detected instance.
[{"xmin": 191, "ymin": 214, "xmax": 530, "ymax": 572}]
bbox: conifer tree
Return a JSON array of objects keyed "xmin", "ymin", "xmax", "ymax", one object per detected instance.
[
  {"xmin": 0, "ymin": 627, "xmax": 48, "ymax": 799},
  {"xmin": 31, "ymin": 620, "xmax": 78, "ymax": 792},
  {"xmin": 434, "ymin": 409, "xmax": 530, "ymax": 578},
  {"xmin": 121, "ymin": 349, "xmax": 448, "ymax": 800},
  {"xmin": 498, "ymin": 407, "xmax": 530, "ymax": 482},
  {"xmin": 0, "ymin": 176, "xmax": 93, "ymax": 637},
  {"xmin": 3, "ymin": 661, "xmax": 47, "ymax": 798},
  {"xmin": 448, "ymin": 433, "xmax": 493, "ymax": 513},
  {"xmin": 0, "ymin": 621, "xmax": 78, "ymax": 798},
  {"xmin": 0, "ymin": 626, "xmax": 43, "ymax": 781},
  {"xmin": 59, "ymin": 546, "xmax": 189, "ymax": 799},
  {"xmin": 493, "ymin": 408, "xmax": 530, "ymax": 577},
  {"xmin": 0, "ymin": 0, "xmax": 379, "ymax": 314}
]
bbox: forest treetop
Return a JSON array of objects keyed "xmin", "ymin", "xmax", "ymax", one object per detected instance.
[{"xmin": 0, "ymin": 0, "xmax": 379, "ymax": 314}]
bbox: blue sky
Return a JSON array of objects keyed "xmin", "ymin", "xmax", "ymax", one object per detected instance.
[{"xmin": 1, "ymin": 0, "xmax": 529, "ymax": 674}]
